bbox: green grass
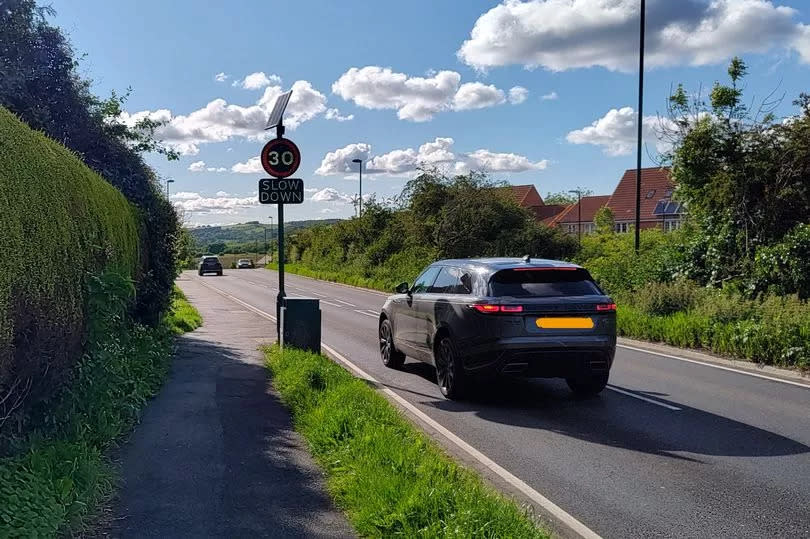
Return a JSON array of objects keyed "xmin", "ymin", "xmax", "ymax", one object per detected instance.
[
  {"xmin": 264, "ymin": 345, "xmax": 547, "ymax": 538},
  {"xmin": 265, "ymin": 262, "xmax": 397, "ymax": 293},
  {"xmin": 165, "ymin": 286, "xmax": 202, "ymax": 335}
]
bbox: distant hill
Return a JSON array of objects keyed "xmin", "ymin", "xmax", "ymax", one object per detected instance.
[{"xmin": 189, "ymin": 219, "xmax": 340, "ymax": 245}]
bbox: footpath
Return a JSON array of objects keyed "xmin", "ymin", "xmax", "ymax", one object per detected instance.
[{"xmin": 101, "ymin": 276, "xmax": 353, "ymax": 538}]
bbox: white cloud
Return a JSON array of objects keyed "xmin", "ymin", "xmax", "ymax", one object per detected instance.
[
  {"xmin": 120, "ymin": 80, "xmax": 327, "ymax": 155},
  {"xmin": 541, "ymin": 91, "xmax": 559, "ymax": 101},
  {"xmin": 320, "ymin": 208, "xmax": 339, "ymax": 214},
  {"xmin": 233, "ymin": 71, "xmax": 282, "ymax": 90},
  {"xmin": 325, "ymin": 108, "xmax": 354, "ymax": 121},
  {"xmin": 317, "ymin": 137, "xmax": 548, "ymax": 176},
  {"xmin": 508, "ymin": 86, "xmax": 529, "ymax": 105},
  {"xmin": 304, "ymin": 187, "xmax": 319, "ymax": 193},
  {"xmin": 314, "ymin": 143, "xmax": 371, "ymax": 175},
  {"xmin": 566, "ymin": 106, "xmax": 675, "ymax": 156},
  {"xmin": 172, "ymin": 191, "xmax": 201, "ymax": 200},
  {"xmin": 188, "ymin": 160, "xmax": 226, "ymax": 172},
  {"xmin": 458, "ymin": 0, "xmax": 810, "ymax": 72},
  {"xmin": 215, "ymin": 72, "xmax": 228, "ymax": 82},
  {"xmin": 188, "ymin": 160, "xmax": 206, "ymax": 172},
  {"xmin": 332, "ymin": 66, "xmax": 514, "ymax": 121},
  {"xmin": 231, "ymin": 156, "xmax": 263, "ymax": 174},
  {"xmin": 311, "ymin": 187, "xmax": 353, "ymax": 203},
  {"xmin": 170, "ymin": 191, "xmax": 257, "ymax": 214},
  {"xmin": 452, "ymin": 82, "xmax": 506, "ymax": 110}
]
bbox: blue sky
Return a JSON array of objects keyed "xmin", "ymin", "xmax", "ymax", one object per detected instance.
[{"xmin": 49, "ymin": 0, "xmax": 810, "ymax": 225}]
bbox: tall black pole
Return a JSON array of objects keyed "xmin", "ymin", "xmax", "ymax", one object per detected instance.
[
  {"xmin": 634, "ymin": 0, "xmax": 645, "ymax": 253},
  {"xmin": 577, "ymin": 190, "xmax": 582, "ymax": 246},
  {"xmin": 275, "ymin": 122, "xmax": 286, "ymax": 338},
  {"xmin": 359, "ymin": 164, "xmax": 363, "ymax": 217}
]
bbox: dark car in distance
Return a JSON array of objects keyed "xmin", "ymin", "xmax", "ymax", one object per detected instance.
[
  {"xmin": 379, "ymin": 257, "xmax": 616, "ymax": 399},
  {"xmin": 198, "ymin": 255, "xmax": 223, "ymax": 276}
]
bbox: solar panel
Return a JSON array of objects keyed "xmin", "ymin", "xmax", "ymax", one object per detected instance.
[
  {"xmin": 264, "ymin": 90, "xmax": 292, "ymax": 130},
  {"xmin": 652, "ymin": 200, "xmax": 667, "ymax": 215}
]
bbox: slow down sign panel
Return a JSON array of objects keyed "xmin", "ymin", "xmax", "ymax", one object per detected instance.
[{"xmin": 259, "ymin": 178, "xmax": 304, "ymax": 204}]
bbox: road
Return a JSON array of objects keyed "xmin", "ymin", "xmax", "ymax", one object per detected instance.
[{"xmin": 186, "ymin": 269, "xmax": 810, "ymax": 539}]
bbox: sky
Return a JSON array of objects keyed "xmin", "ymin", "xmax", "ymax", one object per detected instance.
[{"xmin": 49, "ymin": 0, "xmax": 810, "ymax": 226}]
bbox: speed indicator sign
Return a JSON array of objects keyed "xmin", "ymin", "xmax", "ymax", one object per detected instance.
[{"xmin": 260, "ymin": 137, "xmax": 301, "ymax": 178}]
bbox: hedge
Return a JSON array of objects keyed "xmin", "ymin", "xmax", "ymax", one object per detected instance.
[{"xmin": 0, "ymin": 106, "xmax": 139, "ymax": 433}]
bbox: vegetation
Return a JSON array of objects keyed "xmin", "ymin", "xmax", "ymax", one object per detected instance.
[
  {"xmin": 1, "ymin": 1, "xmax": 180, "ymax": 324},
  {"xmin": 265, "ymin": 346, "xmax": 546, "ymax": 538},
  {"xmin": 0, "ymin": 270, "xmax": 184, "ymax": 536},
  {"xmin": 0, "ymin": 107, "xmax": 140, "ymax": 434},
  {"xmin": 165, "ymin": 287, "xmax": 203, "ymax": 335},
  {"xmin": 189, "ymin": 219, "xmax": 339, "ymax": 250}
]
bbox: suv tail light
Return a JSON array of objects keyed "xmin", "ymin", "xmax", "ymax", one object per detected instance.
[
  {"xmin": 471, "ymin": 304, "xmax": 524, "ymax": 314},
  {"xmin": 596, "ymin": 303, "xmax": 617, "ymax": 312}
]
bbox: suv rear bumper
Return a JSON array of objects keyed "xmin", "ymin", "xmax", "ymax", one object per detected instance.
[{"xmin": 463, "ymin": 335, "xmax": 616, "ymax": 378}]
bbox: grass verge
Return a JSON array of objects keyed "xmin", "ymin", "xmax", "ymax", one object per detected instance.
[
  {"xmin": 265, "ymin": 262, "xmax": 395, "ymax": 293},
  {"xmin": 165, "ymin": 285, "xmax": 203, "ymax": 334},
  {"xmin": 264, "ymin": 345, "xmax": 547, "ymax": 538}
]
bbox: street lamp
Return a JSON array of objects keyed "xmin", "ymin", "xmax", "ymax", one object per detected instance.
[
  {"xmin": 352, "ymin": 158, "xmax": 363, "ymax": 217},
  {"xmin": 634, "ymin": 0, "xmax": 646, "ymax": 253},
  {"xmin": 569, "ymin": 189, "xmax": 583, "ymax": 246},
  {"xmin": 166, "ymin": 178, "xmax": 175, "ymax": 198}
]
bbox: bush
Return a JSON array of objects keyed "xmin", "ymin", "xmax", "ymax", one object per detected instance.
[
  {"xmin": 165, "ymin": 287, "xmax": 203, "ymax": 335},
  {"xmin": 753, "ymin": 224, "xmax": 810, "ymax": 299},
  {"xmin": 0, "ymin": 107, "xmax": 139, "ymax": 433},
  {"xmin": 634, "ymin": 279, "xmax": 703, "ymax": 316}
]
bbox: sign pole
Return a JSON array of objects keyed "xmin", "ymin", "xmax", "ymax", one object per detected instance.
[{"xmin": 275, "ymin": 119, "xmax": 286, "ymax": 338}]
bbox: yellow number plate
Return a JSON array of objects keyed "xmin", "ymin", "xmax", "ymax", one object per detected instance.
[{"xmin": 535, "ymin": 317, "xmax": 594, "ymax": 329}]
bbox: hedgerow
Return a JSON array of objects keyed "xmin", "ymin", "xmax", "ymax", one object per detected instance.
[{"xmin": 0, "ymin": 106, "xmax": 139, "ymax": 437}]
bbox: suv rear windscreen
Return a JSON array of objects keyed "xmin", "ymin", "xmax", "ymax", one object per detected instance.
[{"xmin": 489, "ymin": 268, "xmax": 602, "ymax": 297}]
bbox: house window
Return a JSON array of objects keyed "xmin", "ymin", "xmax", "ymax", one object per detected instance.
[
  {"xmin": 664, "ymin": 219, "xmax": 681, "ymax": 232},
  {"xmin": 584, "ymin": 223, "xmax": 596, "ymax": 234},
  {"xmin": 566, "ymin": 224, "xmax": 577, "ymax": 234},
  {"xmin": 615, "ymin": 222, "xmax": 629, "ymax": 233},
  {"xmin": 646, "ymin": 189, "xmax": 657, "ymax": 199}
]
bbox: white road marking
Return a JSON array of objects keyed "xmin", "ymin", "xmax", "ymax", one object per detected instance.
[
  {"xmin": 192, "ymin": 276, "xmax": 602, "ymax": 539},
  {"xmin": 319, "ymin": 300, "xmax": 344, "ymax": 308},
  {"xmin": 618, "ymin": 344, "xmax": 810, "ymax": 390},
  {"xmin": 353, "ymin": 309, "xmax": 378, "ymax": 319},
  {"xmin": 365, "ymin": 309, "xmax": 379, "ymax": 316},
  {"xmin": 606, "ymin": 385, "xmax": 682, "ymax": 411},
  {"xmin": 332, "ymin": 298, "xmax": 356, "ymax": 307}
]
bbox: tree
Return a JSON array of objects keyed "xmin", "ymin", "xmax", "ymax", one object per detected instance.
[
  {"xmin": 594, "ymin": 207, "xmax": 615, "ymax": 235},
  {"xmin": 544, "ymin": 189, "xmax": 593, "ymax": 206},
  {"xmin": 665, "ymin": 57, "xmax": 810, "ymax": 288}
]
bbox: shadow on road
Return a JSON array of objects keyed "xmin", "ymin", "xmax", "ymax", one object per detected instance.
[{"xmin": 388, "ymin": 362, "xmax": 809, "ymax": 461}]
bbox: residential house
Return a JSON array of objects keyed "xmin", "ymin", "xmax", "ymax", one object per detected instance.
[
  {"xmin": 507, "ymin": 184, "xmax": 567, "ymax": 224},
  {"xmin": 551, "ymin": 167, "xmax": 685, "ymax": 235}
]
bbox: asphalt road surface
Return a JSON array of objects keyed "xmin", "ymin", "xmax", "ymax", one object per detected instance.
[{"xmin": 187, "ymin": 269, "xmax": 810, "ymax": 539}]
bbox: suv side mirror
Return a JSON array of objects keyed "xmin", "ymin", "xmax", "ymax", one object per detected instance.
[{"xmin": 395, "ymin": 282, "xmax": 410, "ymax": 295}]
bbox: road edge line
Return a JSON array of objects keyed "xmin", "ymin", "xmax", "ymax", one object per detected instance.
[
  {"xmin": 192, "ymin": 276, "xmax": 602, "ymax": 539},
  {"xmin": 618, "ymin": 343, "xmax": 810, "ymax": 389}
]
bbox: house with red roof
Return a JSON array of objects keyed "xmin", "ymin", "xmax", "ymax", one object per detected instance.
[
  {"xmin": 550, "ymin": 167, "xmax": 684, "ymax": 235},
  {"xmin": 507, "ymin": 184, "xmax": 567, "ymax": 224}
]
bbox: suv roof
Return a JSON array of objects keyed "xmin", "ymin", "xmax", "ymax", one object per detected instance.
[{"xmin": 433, "ymin": 257, "xmax": 581, "ymax": 272}]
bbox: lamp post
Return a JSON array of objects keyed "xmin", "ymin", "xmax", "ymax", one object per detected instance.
[
  {"xmin": 352, "ymin": 158, "xmax": 363, "ymax": 217},
  {"xmin": 166, "ymin": 178, "xmax": 175, "ymax": 198},
  {"xmin": 569, "ymin": 189, "xmax": 583, "ymax": 247},
  {"xmin": 634, "ymin": 0, "xmax": 646, "ymax": 253}
]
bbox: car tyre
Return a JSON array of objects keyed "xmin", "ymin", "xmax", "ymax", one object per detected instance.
[
  {"xmin": 435, "ymin": 335, "xmax": 467, "ymax": 399},
  {"xmin": 379, "ymin": 319, "xmax": 404, "ymax": 369},
  {"xmin": 217, "ymin": 271, "xmax": 223, "ymax": 276},
  {"xmin": 566, "ymin": 373, "xmax": 609, "ymax": 396}
]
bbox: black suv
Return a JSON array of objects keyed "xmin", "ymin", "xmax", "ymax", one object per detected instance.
[
  {"xmin": 198, "ymin": 256, "xmax": 223, "ymax": 276},
  {"xmin": 379, "ymin": 258, "xmax": 616, "ymax": 399}
]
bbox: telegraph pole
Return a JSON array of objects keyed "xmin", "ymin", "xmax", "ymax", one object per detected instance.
[{"xmin": 634, "ymin": 0, "xmax": 646, "ymax": 253}]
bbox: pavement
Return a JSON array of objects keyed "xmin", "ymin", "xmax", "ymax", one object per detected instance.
[
  {"xmin": 186, "ymin": 268, "xmax": 810, "ymax": 539},
  {"xmin": 102, "ymin": 276, "xmax": 354, "ymax": 538}
]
